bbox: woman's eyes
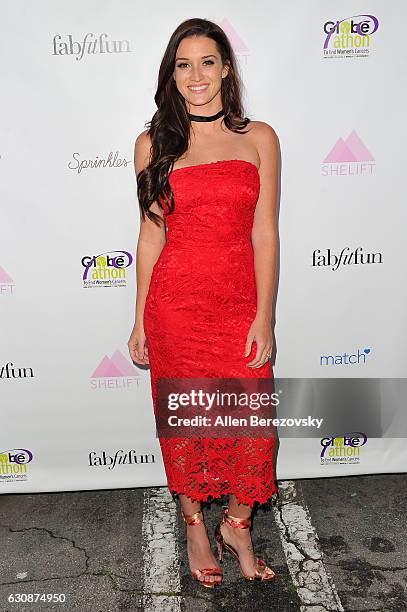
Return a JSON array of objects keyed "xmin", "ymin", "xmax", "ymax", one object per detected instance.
[{"xmin": 176, "ymin": 60, "xmax": 214, "ymax": 69}]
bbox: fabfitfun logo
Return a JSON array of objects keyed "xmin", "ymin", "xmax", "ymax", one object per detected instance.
[
  {"xmin": 312, "ymin": 247, "xmax": 383, "ymax": 271},
  {"xmin": 91, "ymin": 349, "xmax": 141, "ymax": 390},
  {"xmin": 0, "ymin": 448, "xmax": 33, "ymax": 483},
  {"xmin": 320, "ymin": 347, "xmax": 372, "ymax": 367},
  {"xmin": 320, "ymin": 432, "xmax": 367, "ymax": 465},
  {"xmin": 82, "ymin": 250, "xmax": 133, "ymax": 288},
  {"xmin": 322, "ymin": 130, "xmax": 375, "ymax": 176},
  {"xmin": 1, "ymin": 362, "xmax": 34, "ymax": 379},
  {"xmin": 89, "ymin": 449, "xmax": 155, "ymax": 470},
  {"xmin": 52, "ymin": 33, "xmax": 131, "ymax": 61},
  {"xmin": 323, "ymin": 14, "xmax": 379, "ymax": 58}
]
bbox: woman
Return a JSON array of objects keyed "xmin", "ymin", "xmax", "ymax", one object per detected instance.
[{"xmin": 128, "ymin": 18, "xmax": 279, "ymax": 588}]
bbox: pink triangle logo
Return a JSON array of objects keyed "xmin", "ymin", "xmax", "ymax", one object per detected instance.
[
  {"xmin": 323, "ymin": 130, "xmax": 374, "ymax": 163},
  {"xmin": 111, "ymin": 350, "xmax": 140, "ymax": 376},
  {"xmin": 0, "ymin": 267, "xmax": 14, "ymax": 283},
  {"xmin": 91, "ymin": 350, "xmax": 140, "ymax": 378},
  {"xmin": 218, "ymin": 18, "xmax": 250, "ymax": 54}
]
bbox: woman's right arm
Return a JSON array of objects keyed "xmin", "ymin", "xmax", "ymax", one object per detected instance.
[{"xmin": 128, "ymin": 130, "xmax": 166, "ymax": 366}]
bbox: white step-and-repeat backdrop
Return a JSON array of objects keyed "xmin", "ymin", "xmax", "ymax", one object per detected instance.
[{"xmin": 1, "ymin": 1, "xmax": 406, "ymax": 493}]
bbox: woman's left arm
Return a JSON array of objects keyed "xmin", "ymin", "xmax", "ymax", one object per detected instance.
[{"xmin": 245, "ymin": 122, "xmax": 279, "ymax": 368}]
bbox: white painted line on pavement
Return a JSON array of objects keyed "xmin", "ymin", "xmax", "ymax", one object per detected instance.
[
  {"xmin": 142, "ymin": 487, "xmax": 182, "ymax": 612},
  {"xmin": 273, "ymin": 480, "xmax": 344, "ymax": 612}
]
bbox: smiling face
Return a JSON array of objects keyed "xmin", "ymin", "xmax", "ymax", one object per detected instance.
[{"xmin": 173, "ymin": 35, "xmax": 229, "ymax": 114}]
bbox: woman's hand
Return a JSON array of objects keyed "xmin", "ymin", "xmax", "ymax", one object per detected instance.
[
  {"xmin": 244, "ymin": 316, "xmax": 273, "ymax": 368},
  {"xmin": 128, "ymin": 321, "xmax": 149, "ymax": 365}
]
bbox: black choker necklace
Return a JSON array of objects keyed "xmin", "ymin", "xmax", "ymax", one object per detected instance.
[{"xmin": 187, "ymin": 108, "xmax": 225, "ymax": 122}]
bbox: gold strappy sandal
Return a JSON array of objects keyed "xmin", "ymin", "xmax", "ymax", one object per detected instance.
[
  {"xmin": 181, "ymin": 509, "xmax": 223, "ymax": 588},
  {"xmin": 214, "ymin": 505, "xmax": 277, "ymax": 581}
]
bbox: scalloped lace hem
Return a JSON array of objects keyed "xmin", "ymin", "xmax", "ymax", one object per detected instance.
[{"xmin": 169, "ymin": 485, "xmax": 279, "ymax": 509}]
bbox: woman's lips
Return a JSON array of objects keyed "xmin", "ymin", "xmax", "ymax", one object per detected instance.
[{"xmin": 187, "ymin": 84, "xmax": 209, "ymax": 93}]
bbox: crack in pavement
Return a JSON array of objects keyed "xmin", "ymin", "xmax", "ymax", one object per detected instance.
[
  {"xmin": 141, "ymin": 487, "xmax": 182, "ymax": 612},
  {"xmin": 328, "ymin": 560, "xmax": 407, "ymax": 572},
  {"xmin": 273, "ymin": 481, "xmax": 344, "ymax": 612},
  {"xmin": 1, "ymin": 524, "xmax": 90, "ymax": 580},
  {"xmin": 0, "ymin": 524, "xmax": 191, "ymax": 601}
]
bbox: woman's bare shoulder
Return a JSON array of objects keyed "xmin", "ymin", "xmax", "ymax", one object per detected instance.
[
  {"xmin": 248, "ymin": 121, "xmax": 278, "ymax": 158},
  {"xmin": 247, "ymin": 120, "xmax": 278, "ymax": 142}
]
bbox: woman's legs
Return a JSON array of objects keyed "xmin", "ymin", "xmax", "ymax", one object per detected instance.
[
  {"xmin": 220, "ymin": 494, "xmax": 260, "ymax": 576},
  {"xmin": 179, "ymin": 494, "xmax": 222, "ymax": 585}
]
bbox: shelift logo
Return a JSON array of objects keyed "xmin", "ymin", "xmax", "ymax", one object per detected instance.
[
  {"xmin": 52, "ymin": 33, "xmax": 131, "ymax": 61},
  {"xmin": 322, "ymin": 129, "xmax": 375, "ymax": 176},
  {"xmin": 89, "ymin": 450, "xmax": 155, "ymax": 470},
  {"xmin": 0, "ymin": 266, "xmax": 15, "ymax": 295},
  {"xmin": 320, "ymin": 347, "xmax": 372, "ymax": 366},
  {"xmin": 312, "ymin": 247, "xmax": 383, "ymax": 271},
  {"xmin": 90, "ymin": 349, "xmax": 141, "ymax": 390},
  {"xmin": 218, "ymin": 18, "xmax": 250, "ymax": 60},
  {"xmin": 0, "ymin": 362, "xmax": 34, "ymax": 379}
]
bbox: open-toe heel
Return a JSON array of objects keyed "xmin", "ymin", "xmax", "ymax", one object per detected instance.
[
  {"xmin": 214, "ymin": 505, "xmax": 277, "ymax": 582},
  {"xmin": 182, "ymin": 509, "xmax": 223, "ymax": 588}
]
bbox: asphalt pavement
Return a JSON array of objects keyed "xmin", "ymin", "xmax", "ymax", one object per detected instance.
[{"xmin": 0, "ymin": 474, "xmax": 405, "ymax": 612}]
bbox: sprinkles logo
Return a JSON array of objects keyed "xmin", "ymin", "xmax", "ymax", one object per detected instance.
[{"xmin": 323, "ymin": 14, "xmax": 379, "ymax": 59}]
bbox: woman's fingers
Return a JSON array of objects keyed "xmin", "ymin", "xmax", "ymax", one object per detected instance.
[
  {"xmin": 128, "ymin": 334, "xmax": 148, "ymax": 365},
  {"xmin": 258, "ymin": 345, "xmax": 272, "ymax": 368},
  {"xmin": 143, "ymin": 343, "xmax": 150, "ymax": 364},
  {"xmin": 246, "ymin": 342, "xmax": 266, "ymax": 367},
  {"xmin": 246, "ymin": 343, "xmax": 272, "ymax": 368},
  {"xmin": 244, "ymin": 335, "xmax": 254, "ymax": 357}
]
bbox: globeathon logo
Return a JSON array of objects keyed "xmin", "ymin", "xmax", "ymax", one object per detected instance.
[
  {"xmin": 91, "ymin": 349, "xmax": 141, "ymax": 390},
  {"xmin": 81, "ymin": 250, "xmax": 133, "ymax": 288},
  {"xmin": 322, "ymin": 130, "xmax": 375, "ymax": 176},
  {"xmin": 0, "ymin": 449, "xmax": 33, "ymax": 483},
  {"xmin": 322, "ymin": 14, "xmax": 379, "ymax": 58},
  {"xmin": 320, "ymin": 432, "xmax": 367, "ymax": 465}
]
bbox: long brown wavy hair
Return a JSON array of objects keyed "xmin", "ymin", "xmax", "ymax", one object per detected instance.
[{"xmin": 137, "ymin": 17, "xmax": 251, "ymax": 227}]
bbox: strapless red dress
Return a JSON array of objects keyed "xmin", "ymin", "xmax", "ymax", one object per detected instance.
[{"xmin": 143, "ymin": 159, "xmax": 277, "ymax": 507}]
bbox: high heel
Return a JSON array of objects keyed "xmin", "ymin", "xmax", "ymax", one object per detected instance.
[
  {"xmin": 214, "ymin": 505, "xmax": 277, "ymax": 581},
  {"xmin": 181, "ymin": 509, "xmax": 223, "ymax": 588}
]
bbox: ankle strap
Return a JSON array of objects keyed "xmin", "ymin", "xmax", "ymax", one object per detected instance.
[
  {"xmin": 222, "ymin": 506, "xmax": 251, "ymax": 529},
  {"xmin": 181, "ymin": 510, "xmax": 203, "ymax": 525}
]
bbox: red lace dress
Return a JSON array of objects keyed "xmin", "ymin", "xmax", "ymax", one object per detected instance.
[{"xmin": 143, "ymin": 159, "xmax": 277, "ymax": 507}]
